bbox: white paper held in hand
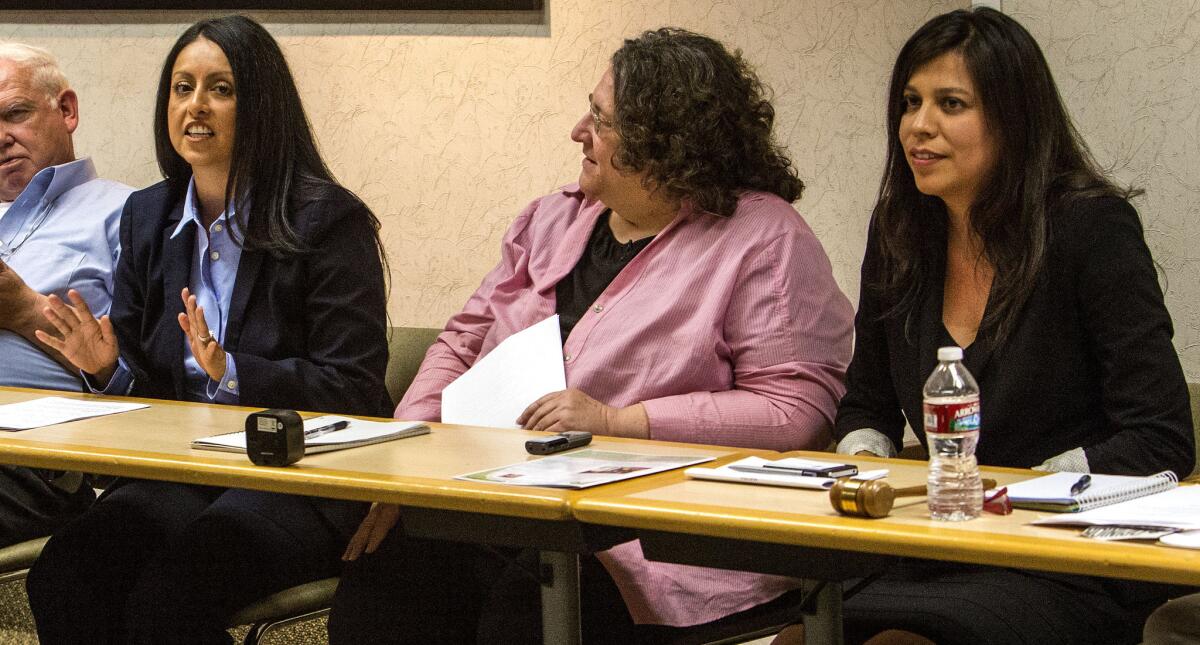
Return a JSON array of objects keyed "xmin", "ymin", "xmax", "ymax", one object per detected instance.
[{"xmin": 441, "ymin": 315, "xmax": 567, "ymax": 428}]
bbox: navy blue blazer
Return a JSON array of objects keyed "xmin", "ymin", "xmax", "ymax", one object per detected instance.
[{"xmin": 110, "ymin": 180, "xmax": 392, "ymax": 418}]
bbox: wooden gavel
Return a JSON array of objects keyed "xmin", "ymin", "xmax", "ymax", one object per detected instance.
[{"xmin": 829, "ymin": 478, "xmax": 998, "ymax": 518}]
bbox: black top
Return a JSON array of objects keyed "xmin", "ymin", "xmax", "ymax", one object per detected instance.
[
  {"xmin": 555, "ymin": 210, "xmax": 654, "ymax": 341},
  {"xmin": 834, "ymin": 196, "xmax": 1194, "ymax": 478}
]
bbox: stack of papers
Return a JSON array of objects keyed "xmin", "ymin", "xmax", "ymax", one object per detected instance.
[
  {"xmin": 1033, "ymin": 486, "xmax": 1200, "ymax": 549},
  {"xmin": 1032, "ymin": 485, "xmax": 1200, "ymax": 531},
  {"xmin": 685, "ymin": 456, "xmax": 879, "ymax": 490},
  {"xmin": 192, "ymin": 415, "xmax": 429, "ymax": 454}
]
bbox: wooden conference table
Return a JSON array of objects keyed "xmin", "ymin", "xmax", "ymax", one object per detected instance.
[
  {"xmin": 0, "ymin": 386, "xmax": 746, "ymax": 645},
  {"xmin": 3, "ymin": 386, "xmax": 1197, "ymax": 644},
  {"xmin": 575, "ymin": 455, "xmax": 1200, "ymax": 644}
]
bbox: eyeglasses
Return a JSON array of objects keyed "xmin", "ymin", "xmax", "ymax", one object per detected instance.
[{"xmin": 588, "ymin": 95, "xmax": 614, "ymax": 132}]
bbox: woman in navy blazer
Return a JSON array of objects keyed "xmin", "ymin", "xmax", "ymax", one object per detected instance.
[{"xmin": 25, "ymin": 16, "xmax": 391, "ymax": 644}]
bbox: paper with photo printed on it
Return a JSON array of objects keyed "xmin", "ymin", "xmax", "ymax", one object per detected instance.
[
  {"xmin": 456, "ymin": 449, "xmax": 715, "ymax": 489},
  {"xmin": 441, "ymin": 315, "xmax": 567, "ymax": 429},
  {"xmin": 0, "ymin": 396, "xmax": 149, "ymax": 431}
]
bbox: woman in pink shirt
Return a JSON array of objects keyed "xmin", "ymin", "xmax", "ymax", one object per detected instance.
[{"xmin": 329, "ymin": 28, "xmax": 854, "ymax": 644}]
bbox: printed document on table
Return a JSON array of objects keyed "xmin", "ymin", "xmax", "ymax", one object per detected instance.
[
  {"xmin": 1032, "ymin": 486, "xmax": 1200, "ymax": 530},
  {"xmin": 441, "ymin": 315, "xmax": 566, "ymax": 429},
  {"xmin": 0, "ymin": 396, "xmax": 149, "ymax": 431},
  {"xmin": 456, "ymin": 449, "xmax": 714, "ymax": 489}
]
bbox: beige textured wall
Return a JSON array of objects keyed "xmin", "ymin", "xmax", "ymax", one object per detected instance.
[
  {"xmin": 0, "ymin": 0, "xmax": 960, "ymax": 329},
  {"xmin": 1006, "ymin": 0, "xmax": 1200, "ymax": 378},
  {"xmin": 6, "ymin": 1, "xmax": 1196, "ymax": 377}
]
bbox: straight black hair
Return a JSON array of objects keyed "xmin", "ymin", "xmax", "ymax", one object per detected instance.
[
  {"xmin": 154, "ymin": 15, "xmax": 384, "ymax": 259},
  {"xmin": 871, "ymin": 7, "xmax": 1128, "ymax": 347}
]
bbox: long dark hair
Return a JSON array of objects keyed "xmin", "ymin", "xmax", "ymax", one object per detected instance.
[
  {"xmin": 154, "ymin": 15, "xmax": 383, "ymax": 259},
  {"xmin": 609, "ymin": 28, "xmax": 803, "ymax": 217},
  {"xmin": 871, "ymin": 7, "xmax": 1128, "ymax": 346}
]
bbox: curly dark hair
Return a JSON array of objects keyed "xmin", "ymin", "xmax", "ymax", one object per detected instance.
[{"xmin": 609, "ymin": 28, "xmax": 803, "ymax": 217}]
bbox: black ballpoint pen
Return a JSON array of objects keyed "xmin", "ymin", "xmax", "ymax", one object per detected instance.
[
  {"xmin": 304, "ymin": 420, "xmax": 349, "ymax": 440},
  {"xmin": 1069, "ymin": 474, "xmax": 1092, "ymax": 496}
]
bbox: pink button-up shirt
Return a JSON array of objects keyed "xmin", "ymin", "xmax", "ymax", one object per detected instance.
[{"xmin": 398, "ymin": 184, "xmax": 854, "ymax": 626}]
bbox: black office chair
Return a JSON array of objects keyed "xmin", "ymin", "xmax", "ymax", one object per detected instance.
[
  {"xmin": 0, "ymin": 536, "xmax": 49, "ymax": 586},
  {"xmin": 229, "ymin": 577, "xmax": 340, "ymax": 645},
  {"xmin": 1188, "ymin": 382, "xmax": 1200, "ymax": 483}
]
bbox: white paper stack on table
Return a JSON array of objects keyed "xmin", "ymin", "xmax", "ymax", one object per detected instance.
[
  {"xmin": 686, "ymin": 456, "xmax": 885, "ymax": 490},
  {"xmin": 192, "ymin": 415, "xmax": 429, "ymax": 454},
  {"xmin": 1031, "ymin": 483, "xmax": 1200, "ymax": 548}
]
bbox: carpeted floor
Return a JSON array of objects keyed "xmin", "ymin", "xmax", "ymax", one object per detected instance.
[{"xmin": 0, "ymin": 578, "xmax": 330, "ymax": 644}]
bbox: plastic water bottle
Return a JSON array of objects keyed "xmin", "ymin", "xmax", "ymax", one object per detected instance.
[{"xmin": 923, "ymin": 346, "xmax": 982, "ymax": 521}]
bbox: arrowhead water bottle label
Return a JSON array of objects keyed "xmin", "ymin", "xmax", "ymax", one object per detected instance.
[{"xmin": 923, "ymin": 399, "xmax": 980, "ymax": 434}]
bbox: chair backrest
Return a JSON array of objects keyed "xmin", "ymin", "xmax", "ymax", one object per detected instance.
[
  {"xmin": 1189, "ymin": 383, "xmax": 1200, "ymax": 478},
  {"xmin": 385, "ymin": 326, "xmax": 443, "ymax": 407}
]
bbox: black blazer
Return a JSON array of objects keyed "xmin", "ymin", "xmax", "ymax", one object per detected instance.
[
  {"xmin": 110, "ymin": 180, "xmax": 392, "ymax": 418},
  {"xmin": 835, "ymin": 196, "xmax": 1194, "ymax": 478}
]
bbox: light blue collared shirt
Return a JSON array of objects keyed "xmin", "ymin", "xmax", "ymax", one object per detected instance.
[
  {"xmin": 98, "ymin": 178, "xmax": 244, "ymax": 403},
  {"xmin": 0, "ymin": 158, "xmax": 132, "ymax": 391}
]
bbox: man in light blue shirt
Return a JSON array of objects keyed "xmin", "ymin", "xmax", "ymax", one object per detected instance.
[{"xmin": 0, "ymin": 43, "xmax": 132, "ymax": 545}]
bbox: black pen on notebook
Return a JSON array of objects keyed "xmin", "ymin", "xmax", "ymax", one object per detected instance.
[
  {"xmin": 1069, "ymin": 474, "xmax": 1092, "ymax": 496},
  {"xmin": 304, "ymin": 419, "xmax": 349, "ymax": 440}
]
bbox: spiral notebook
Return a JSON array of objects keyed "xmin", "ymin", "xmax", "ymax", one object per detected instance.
[{"xmin": 1006, "ymin": 470, "xmax": 1178, "ymax": 513}]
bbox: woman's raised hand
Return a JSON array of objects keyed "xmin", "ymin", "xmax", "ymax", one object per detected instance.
[
  {"xmin": 177, "ymin": 288, "xmax": 227, "ymax": 383},
  {"xmin": 35, "ymin": 289, "xmax": 120, "ymax": 384}
]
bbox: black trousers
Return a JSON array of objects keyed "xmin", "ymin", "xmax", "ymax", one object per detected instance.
[
  {"xmin": 25, "ymin": 480, "xmax": 366, "ymax": 645},
  {"xmin": 328, "ymin": 525, "xmax": 805, "ymax": 645},
  {"xmin": 841, "ymin": 559, "xmax": 1174, "ymax": 645},
  {"xmin": 0, "ymin": 465, "xmax": 94, "ymax": 547}
]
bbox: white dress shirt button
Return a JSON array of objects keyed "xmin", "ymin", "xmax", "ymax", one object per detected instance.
[
  {"xmin": 593, "ymin": 304, "xmax": 604, "ymax": 313},
  {"xmin": 227, "ymin": 380, "xmax": 238, "ymax": 390},
  {"xmin": 210, "ymin": 251, "xmax": 220, "ymax": 261},
  {"xmin": 213, "ymin": 223, "xmax": 223, "ymax": 233},
  {"xmin": 564, "ymin": 354, "xmax": 573, "ymax": 362}
]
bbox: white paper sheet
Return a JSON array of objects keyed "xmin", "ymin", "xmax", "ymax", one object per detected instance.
[
  {"xmin": 441, "ymin": 315, "xmax": 567, "ymax": 429},
  {"xmin": 0, "ymin": 396, "xmax": 148, "ymax": 431},
  {"xmin": 1032, "ymin": 486, "xmax": 1200, "ymax": 530}
]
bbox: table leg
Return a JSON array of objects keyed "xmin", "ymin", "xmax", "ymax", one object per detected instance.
[
  {"xmin": 802, "ymin": 580, "xmax": 844, "ymax": 645},
  {"xmin": 539, "ymin": 550, "xmax": 581, "ymax": 645}
]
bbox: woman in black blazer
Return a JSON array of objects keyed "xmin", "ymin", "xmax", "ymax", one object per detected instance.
[
  {"xmin": 800, "ymin": 7, "xmax": 1193, "ymax": 645},
  {"xmin": 26, "ymin": 16, "xmax": 390, "ymax": 644}
]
